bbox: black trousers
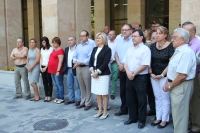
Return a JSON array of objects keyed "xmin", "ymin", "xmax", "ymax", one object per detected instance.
[
  {"xmin": 119, "ymin": 71, "xmax": 128, "ymax": 113},
  {"xmin": 41, "ymin": 66, "xmax": 53, "ymax": 97},
  {"xmin": 146, "ymin": 74, "xmax": 155, "ymax": 112},
  {"xmin": 126, "ymin": 74, "xmax": 148, "ymax": 123}
]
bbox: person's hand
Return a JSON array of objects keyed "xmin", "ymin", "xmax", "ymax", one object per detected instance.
[
  {"xmin": 73, "ymin": 62, "xmax": 80, "ymax": 69},
  {"xmin": 127, "ymin": 71, "xmax": 134, "ymax": 80},
  {"xmin": 154, "ymin": 75, "xmax": 162, "ymax": 80},
  {"xmin": 28, "ymin": 66, "xmax": 32, "ymax": 72},
  {"xmin": 151, "ymin": 73, "xmax": 158, "ymax": 80},
  {"xmin": 118, "ymin": 64, "xmax": 124, "ymax": 71},
  {"xmin": 91, "ymin": 71, "xmax": 98, "ymax": 78},
  {"xmin": 163, "ymin": 82, "xmax": 170, "ymax": 92},
  {"xmin": 56, "ymin": 72, "xmax": 60, "ymax": 76},
  {"xmin": 40, "ymin": 67, "xmax": 44, "ymax": 72}
]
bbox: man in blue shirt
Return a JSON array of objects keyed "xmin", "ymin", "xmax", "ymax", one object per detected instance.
[
  {"xmin": 73, "ymin": 30, "xmax": 94, "ymax": 111},
  {"xmin": 114, "ymin": 24, "xmax": 133, "ymax": 116}
]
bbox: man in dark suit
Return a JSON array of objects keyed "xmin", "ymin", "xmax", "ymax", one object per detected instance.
[{"xmin": 63, "ymin": 36, "xmax": 81, "ymax": 106}]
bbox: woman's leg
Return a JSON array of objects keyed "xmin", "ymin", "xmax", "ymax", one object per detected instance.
[
  {"xmin": 102, "ymin": 95, "xmax": 109, "ymax": 116},
  {"xmin": 97, "ymin": 95, "xmax": 103, "ymax": 114},
  {"xmin": 31, "ymin": 83, "xmax": 40, "ymax": 100}
]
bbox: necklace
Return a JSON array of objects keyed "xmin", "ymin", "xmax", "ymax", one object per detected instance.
[{"xmin": 158, "ymin": 41, "xmax": 166, "ymax": 49}]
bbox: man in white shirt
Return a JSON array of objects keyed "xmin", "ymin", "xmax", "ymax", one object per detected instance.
[
  {"xmin": 63, "ymin": 36, "xmax": 81, "ymax": 106},
  {"xmin": 114, "ymin": 24, "xmax": 133, "ymax": 116},
  {"xmin": 123, "ymin": 30, "xmax": 151, "ymax": 129},
  {"xmin": 108, "ymin": 30, "xmax": 119, "ymax": 100},
  {"xmin": 163, "ymin": 28, "xmax": 196, "ymax": 133}
]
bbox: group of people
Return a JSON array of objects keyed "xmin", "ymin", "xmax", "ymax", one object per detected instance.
[{"xmin": 10, "ymin": 21, "xmax": 200, "ymax": 133}]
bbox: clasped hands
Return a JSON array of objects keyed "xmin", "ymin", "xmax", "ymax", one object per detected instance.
[
  {"xmin": 90, "ymin": 70, "xmax": 98, "ymax": 78},
  {"xmin": 151, "ymin": 73, "xmax": 163, "ymax": 80}
]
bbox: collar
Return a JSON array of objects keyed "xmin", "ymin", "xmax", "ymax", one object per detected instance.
[
  {"xmin": 109, "ymin": 39, "xmax": 116, "ymax": 43},
  {"xmin": 134, "ymin": 42, "xmax": 143, "ymax": 48},
  {"xmin": 189, "ymin": 37, "xmax": 198, "ymax": 46},
  {"xmin": 175, "ymin": 44, "xmax": 188, "ymax": 52},
  {"xmin": 123, "ymin": 35, "xmax": 132, "ymax": 41},
  {"xmin": 81, "ymin": 41, "xmax": 89, "ymax": 45}
]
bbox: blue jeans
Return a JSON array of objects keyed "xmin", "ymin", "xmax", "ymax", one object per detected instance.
[
  {"xmin": 51, "ymin": 73, "xmax": 64, "ymax": 99},
  {"xmin": 66, "ymin": 68, "xmax": 81, "ymax": 102}
]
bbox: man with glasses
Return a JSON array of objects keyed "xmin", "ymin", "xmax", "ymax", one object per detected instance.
[
  {"xmin": 73, "ymin": 30, "xmax": 94, "ymax": 111},
  {"xmin": 114, "ymin": 24, "xmax": 133, "ymax": 116},
  {"xmin": 123, "ymin": 30, "xmax": 151, "ymax": 129}
]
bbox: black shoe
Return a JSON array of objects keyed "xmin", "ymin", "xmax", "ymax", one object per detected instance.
[
  {"xmin": 188, "ymin": 131, "xmax": 200, "ymax": 133},
  {"xmin": 64, "ymin": 101, "xmax": 75, "ymax": 105},
  {"xmin": 25, "ymin": 96, "xmax": 31, "ymax": 100},
  {"xmin": 44, "ymin": 99, "xmax": 47, "ymax": 102},
  {"xmin": 75, "ymin": 101, "xmax": 80, "ymax": 106},
  {"xmin": 138, "ymin": 122, "xmax": 145, "ymax": 129},
  {"xmin": 151, "ymin": 121, "xmax": 161, "ymax": 126},
  {"xmin": 114, "ymin": 111, "xmax": 128, "ymax": 116},
  {"xmin": 157, "ymin": 122, "xmax": 168, "ymax": 129},
  {"xmin": 111, "ymin": 95, "xmax": 115, "ymax": 100},
  {"xmin": 124, "ymin": 119, "xmax": 137, "ymax": 125},
  {"xmin": 147, "ymin": 110, "xmax": 156, "ymax": 116},
  {"xmin": 13, "ymin": 96, "xmax": 22, "ymax": 99}
]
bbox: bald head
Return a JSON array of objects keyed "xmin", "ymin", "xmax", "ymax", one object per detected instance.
[
  {"xmin": 108, "ymin": 30, "xmax": 116, "ymax": 41},
  {"xmin": 103, "ymin": 26, "xmax": 110, "ymax": 34},
  {"xmin": 183, "ymin": 24, "xmax": 196, "ymax": 40}
]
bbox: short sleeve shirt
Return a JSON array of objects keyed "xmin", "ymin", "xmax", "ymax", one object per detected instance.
[
  {"xmin": 167, "ymin": 44, "xmax": 196, "ymax": 80},
  {"xmin": 48, "ymin": 48, "xmax": 64, "ymax": 74},
  {"xmin": 150, "ymin": 42, "xmax": 174, "ymax": 75}
]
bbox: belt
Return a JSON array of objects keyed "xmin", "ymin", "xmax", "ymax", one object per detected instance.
[
  {"xmin": 168, "ymin": 79, "xmax": 193, "ymax": 82},
  {"xmin": 79, "ymin": 65, "xmax": 88, "ymax": 67},
  {"xmin": 15, "ymin": 64, "xmax": 26, "ymax": 67}
]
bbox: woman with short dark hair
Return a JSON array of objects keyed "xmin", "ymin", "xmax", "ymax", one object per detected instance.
[{"xmin": 48, "ymin": 37, "xmax": 65, "ymax": 104}]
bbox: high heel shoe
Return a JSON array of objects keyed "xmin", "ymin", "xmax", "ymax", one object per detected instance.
[
  {"xmin": 100, "ymin": 113, "xmax": 109, "ymax": 120},
  {"xmin": 93, "ymin": 112, "xmax": 103, "ymax": 118},
  {"xmin": 151, "ymin": 121, "xmax": 161, "ymax": 126}
]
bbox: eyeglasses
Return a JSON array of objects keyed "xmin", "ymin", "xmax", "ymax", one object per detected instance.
[
  {"xmin": 79, "ymin": 35, "xmax": 86, "ymax": 37},
  {"xmin": 122, "ymin": 29, "xmax": 131, "ymax": 32}
]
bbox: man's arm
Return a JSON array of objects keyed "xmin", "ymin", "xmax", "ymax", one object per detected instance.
[{"xmin": 133, "ymin": 65, "xmax": 149, "ymax": 76}]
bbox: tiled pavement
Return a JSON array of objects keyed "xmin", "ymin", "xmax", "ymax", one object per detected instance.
[{"xmin": 0, "ymin": 85, "xmax": 173, "ymax": 133}]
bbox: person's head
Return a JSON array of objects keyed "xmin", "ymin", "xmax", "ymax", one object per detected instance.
[
  {"xmin": 52, "ymin": 37, "xmax": 61, "ymax": 48},
  {"xmin": 132, "ymin": 30, "xmax": 145, "ymax": 45},
  {"xmin": 122, "ymin": 24, "xmax": 133, "ymax": 39},
  {"xmin": 156, "ymin": 26, "xmax": 170, "ymax": 42},
  {"xmin": 182, "ymin": 21, "xmax": 193, "ymax": 28},
  {"xmin": 103, "ymin": 26, "xmax": 110, "ymax": 35},
  {"xmin": 172, "ymin": 28, "xmax": 190, "ymax": 49},
  {"xmin": 134, "ymin": 24, "xmax": 142, "ymax": 30},
  {"xmin": 151, "ymin": 23, "xmax": 155, "ymax": 31},
  {"xmin": 108, "ymin": 30, "xmax": 116, "ymax": 41},
  {"xmin": 95, "ymin": 32, "xmax": 108, "ymax": 46},
  {"xmin": 41, "ymin": 36, "xmax": 50, "ymax": 50},
  {"xmin": 144, "ymin": 29, "xmax": 151, "ymax": 40},
  {"xmin": 80, "ymin": 30, "xmax": 89, "ymax": 43},
  {"xmin": 16, "ymin": 37, "xmax": 24, "ymax": 48},
  {"xmin": 182, "ymin": 22, "xmax": 196, "ymax": 41},
  {"xmin": 151, "ymin": 32, "xmax": 157, "ymax": 44},
  {"xmin": 155, "ymin": 23, "xmax": 161, "ymax": 30},
  {"xmin": 30, "ymin": 38, "xmax": 37, "ymax": 49},
  {"xmin": 68, "ymin": 36, "xmax": 76, "ymax": 47}
]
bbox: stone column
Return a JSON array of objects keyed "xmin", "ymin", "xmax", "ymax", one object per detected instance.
[
  {"xmin": 94, "ymin": 0, "xmax": 110, "ymax": 36},
  {"xmin": 181, "ymin": 0, "xmax": 200, "ymax": 35},
  {"xmin": 127, "ymin": 0, "xmax": 145, "ymax": 30},
  {"xmin": 169, "ymin": 0, "xmax": 181, "ymax": 33},
  {"xmin": 75, "ymin": 0, "xmax": 91, "ymax": 42},
  {"xmin": 27, "ymin": 0, "xmax": 40, "ymax": 46},
  {"xmin": 0, "ymin": 0, "xmax": 23, "ymax": 69}
]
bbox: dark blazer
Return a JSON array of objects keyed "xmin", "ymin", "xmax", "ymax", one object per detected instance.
[
  {"xmin": 63, "ymin": 46, "xmax": 76, "ymax": 76},
  {"xmin": 89, "ymin": 45, "xmax": 111, "ymax": 75}
]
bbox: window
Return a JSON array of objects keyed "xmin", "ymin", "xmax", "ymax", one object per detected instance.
[
  {"xmin": 22, "ymin": 0, "xmax": 28, "ymax": 47},
  {"xmin": 110, "ymin": 0, "xmax": 127, "ymax": 34},
  {"xmin": 145, "ymin": 0, "xmax": 169, "ymax": 29}
]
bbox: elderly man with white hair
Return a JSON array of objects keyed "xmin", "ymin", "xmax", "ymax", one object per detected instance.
[{"xmin": 163, "ymin": 28, "xmax": 196, "ymax": 133}]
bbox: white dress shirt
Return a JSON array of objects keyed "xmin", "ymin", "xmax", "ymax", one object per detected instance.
[
  {"xmin": 94, "ymin": 47, "xmax": 102, "ymax": 66},
  {"xmin": 123, "ymin": 43, "xmax": 151, "ymax": 75},
  {"xmin": 41, "ymin": 47, "xmax": 54, "ymax": 66},
  {"xmin": 88, "ymin": 38, "xmax": 96, "ymax": 47},
  {"xmin": 68, "ymin": 46, "xmax": 75, "ymax": 67},
  {"xmin": 167, "ymin": 44, "xmax": 196, "ymax": 80},
  {"xmin": 108, "ymin": 39, "xmax": 117, "ymax": 61},
  {"xmin": 115, "ymin": 36, "xmax": 133, "ymax": 64}
]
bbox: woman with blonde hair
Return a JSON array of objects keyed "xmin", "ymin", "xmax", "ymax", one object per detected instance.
[
  {"xmin": 144, "ymin": 29, "xmax": 152, "ymax": 46},
  {"xmin": 89, "ymin": 32, "xmax": 111, "ymax": 119},
  {"xmin": 150, "ymin": 26, "xmax": 174, "ymax": 128},
  {"xmin": 27, "ymin": 38, "xmax": 40, "ymax": 101}
]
